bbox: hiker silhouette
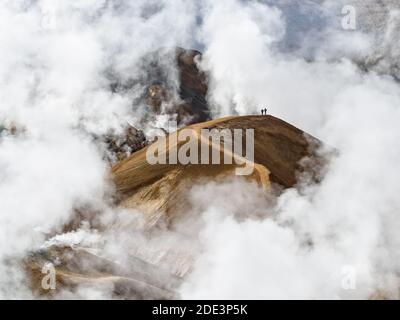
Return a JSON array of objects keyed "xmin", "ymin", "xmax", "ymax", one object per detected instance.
[{"xmin": 261, "ymin": 108, "xmax": 264, "ymax": 115}]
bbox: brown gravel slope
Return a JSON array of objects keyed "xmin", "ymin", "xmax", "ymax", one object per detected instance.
[{"xmin": 111, "ymin": 115, "xmax": 322, "ymax": 225}]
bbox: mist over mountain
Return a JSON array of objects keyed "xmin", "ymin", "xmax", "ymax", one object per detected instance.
[{"xmin": 1, "ymin": 0, "xmax": 400, "ymax": 299}]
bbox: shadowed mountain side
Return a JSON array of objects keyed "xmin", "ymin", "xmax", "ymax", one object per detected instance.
[{"xmin": 111, "ymin": 115, "xmax": 323, "ymax": 225}]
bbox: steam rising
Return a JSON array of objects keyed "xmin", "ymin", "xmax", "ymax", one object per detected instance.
[{"xmin": 1, "ymin": 0, "xmax": 400, "ymax": 299}]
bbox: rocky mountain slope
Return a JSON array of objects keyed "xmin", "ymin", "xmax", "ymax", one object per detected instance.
[
  {"xmin": 26, "ymin": 114, "xmax": 324, "ymax": 298},
  {"xmin": 112, "ymin": 115, "xmax": 322, "ymax": 226}
]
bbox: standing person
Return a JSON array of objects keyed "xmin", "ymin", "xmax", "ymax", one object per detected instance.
[
  {"xmin": 264, "ymin": 107, "xmax": 268, "ymax": 115},
  {"xmin": 261, "ymin": 108, "xmax": 264, "ymax": 115}
]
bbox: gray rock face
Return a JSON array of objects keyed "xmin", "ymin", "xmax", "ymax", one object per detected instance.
[
  {"xmin": 102, "ymin": 126, "xmax": 148, "ymax": 163},
  {"xmin": 140, "ymin": 48, "xmax": 211, "ymax": 126},
  {"xmin": 111, "ymin": 47, "xmax": 211, "ymax": 126},
  {"xmin": 353, "ymin": 0, "xmax": 400, "ymax": 79}
]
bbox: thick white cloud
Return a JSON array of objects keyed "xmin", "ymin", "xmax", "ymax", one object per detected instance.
[
  {"xmin": 1, "ymin": 0, "xmax": 400, "ymax": 299},
  {"xmin": 0, "ymin": 0, "xmax": 197, "ymax": 298}
]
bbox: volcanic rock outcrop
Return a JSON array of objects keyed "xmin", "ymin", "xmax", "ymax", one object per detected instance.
[
  {"xmin": 101, "ymin": 126, "xmax": 148, "ymax": 163},
  {"xmin": 111, "ymin": 47, "xmax": 211, "ymax": 127},
  {"xmin": 143, "ymin": 48, "xmax": 210, "ymax": 125}
]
